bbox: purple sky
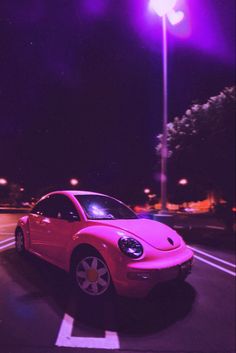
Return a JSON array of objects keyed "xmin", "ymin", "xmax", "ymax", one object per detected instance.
[{"xmin": 0, "ymin": 0, "xmax": 235, "ymax": 202}]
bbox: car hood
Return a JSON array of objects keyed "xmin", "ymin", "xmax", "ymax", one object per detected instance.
[{"xmin": 96, "ymin": 218, "xmax": 181, "ymax": 251}]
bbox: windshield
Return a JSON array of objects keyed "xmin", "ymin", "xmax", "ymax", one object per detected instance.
[{"xmin": 75, "ymin": 195, "xmax": 137, "ymax": 220}]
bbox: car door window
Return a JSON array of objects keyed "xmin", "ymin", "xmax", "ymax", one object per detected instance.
[
  {"xmin": 31, "ymin": 197, "xmax": 55, "ymax": 217},
  {"xmin": 31, "ymin": 195, "xmax": 80, "ymax": 221},
  {"xmin": 51, "ymin": 194, "xmax": 80, "ymax": 221},
  {"xmin": 44, "ymin": 197, "xmax": 58, "ymax": 218}
]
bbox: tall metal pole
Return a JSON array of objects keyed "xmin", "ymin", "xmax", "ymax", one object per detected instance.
[{"xmin": 160, "ymin": 15, "xmax": 168, "ymax": 212}]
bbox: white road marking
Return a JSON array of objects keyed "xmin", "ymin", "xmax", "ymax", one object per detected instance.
[
  {"xmin": 205, "ymin": 225, "xmax": 225, "ymax": 230},
  {"xmin": 173, "ymin": 225, "xmax": 225, "ymax": 230},
  {"xmin": 55, "ymin": 313, "xmax": 120, "ymax": 349},
  {"xmin": 0, "ymin": 223, "xmax": 17, "ymax": 229},
  {"xmin": 0, "ymin": 241, "xmax": 15, "ymax": 251},
  {"xmin": 194, "ymin": 255, "xmax": 236, "ymax": 277},
  {"xmin": 188, "ymin": 246, "xmax": 236, "ymax": 268},
  {"xmin": 0, "ymin": 232, "xmax": 14, "ymax": 235},
  {"xmin": 0, "ymin": 237, "xmax": 15, "ymax": 245}
]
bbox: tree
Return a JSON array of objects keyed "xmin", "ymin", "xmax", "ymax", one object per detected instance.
[{"xmin": 156, "ymin": 86, "xmax": 235, "ymax": 206}]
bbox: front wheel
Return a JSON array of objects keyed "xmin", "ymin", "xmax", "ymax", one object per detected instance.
[
  {"xmin": 72, "ymin": 251, "xmax": 113, "ymax": 299},
  {"xmin": 15, "ymin": 229, "xmax": 25, "ymax": 254}
]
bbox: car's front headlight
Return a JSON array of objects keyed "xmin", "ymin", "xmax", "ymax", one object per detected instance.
[{"xmin": 118, "ymin": 237, "xmax": 143, "ymax": 259}]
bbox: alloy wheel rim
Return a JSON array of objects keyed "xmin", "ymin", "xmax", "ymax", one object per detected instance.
[{"xmin": 76, "ymin": 256, "xmax": 110, "ymax": 296}]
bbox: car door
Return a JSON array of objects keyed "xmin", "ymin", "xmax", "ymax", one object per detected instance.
[{"xmin": 40, "ymin": 194, "xmax": 81, "ymax": 266}]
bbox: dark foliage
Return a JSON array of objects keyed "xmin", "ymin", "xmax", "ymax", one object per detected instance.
[{"xmin": 156, "ymin": 86, "xmax": 235, "ymax": 205}]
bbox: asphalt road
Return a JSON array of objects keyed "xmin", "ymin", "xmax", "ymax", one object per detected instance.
[{"xmin": 0, "ymin": 213, "xmax": 235, "ymax": 353}]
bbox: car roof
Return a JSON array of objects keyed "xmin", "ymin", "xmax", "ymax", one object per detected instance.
[{"xmin": 47, "ymin": 190, "xmax": 107, "ymax": 197}]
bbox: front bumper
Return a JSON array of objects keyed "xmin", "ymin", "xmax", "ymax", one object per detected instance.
[{"xmin": 113, "ymin": 250, "xmax": 193, "ymax": 298}]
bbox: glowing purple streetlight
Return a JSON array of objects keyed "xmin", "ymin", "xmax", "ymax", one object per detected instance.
[
  {"xmin": 149, "ymin": 0, "xmax": 184, "ymax": 213},
  {"xmin": 149, "ymin": 0, "xmax": 184, "ymax": 24},
  {"xmin": 149, "ymin": 0, "xmax": 177, "ymax": 16}
]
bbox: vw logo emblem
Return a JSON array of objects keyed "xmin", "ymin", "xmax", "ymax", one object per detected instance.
[{"xmin": 167, "ymin": 237, "xmax": 174, "ymax": 245}]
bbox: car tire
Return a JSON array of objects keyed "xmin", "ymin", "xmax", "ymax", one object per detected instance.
[
  {"xmin": 15, "ymin": 228, "xmax": 25, "ymax": 254},
  {"xmin": 71, "ymin": 248, "xmax": 114, "ymax": 300}
]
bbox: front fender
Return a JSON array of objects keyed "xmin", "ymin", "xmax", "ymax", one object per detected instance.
[{"xmin": 65, "ymin": 225, "xmax": 128, "ymax": 274}]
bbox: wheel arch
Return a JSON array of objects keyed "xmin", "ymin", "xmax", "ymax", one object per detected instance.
[
  {"xmin": 69, "ymin": 242, "xmax": 116, "ymax": 297},
  {"xmin": 70, "ymin": 243, "xmax": 102, "ymax": 273}
]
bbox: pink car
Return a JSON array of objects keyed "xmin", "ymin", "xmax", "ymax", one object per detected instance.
[{"xmin": 15, "ymin": 191, "xmax": 193, "ymax": 298}]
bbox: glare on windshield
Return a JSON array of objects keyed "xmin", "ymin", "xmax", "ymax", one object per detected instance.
[{"xmin": 75, "ymin": 195, "xmax": 137, "ymax": 220}]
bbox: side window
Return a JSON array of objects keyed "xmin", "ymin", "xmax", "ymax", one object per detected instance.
[
  {"xmin": 51, "ymin": 194, "xmax": 80, "ymax": 221},
  {"xmin": 31, "ymin": 194, "xmax": 80, "ymax": 221},
  {"xmin": 31, "ymin": 198, "xmax": 49, "ymax": 216},
  {"xmin": 44, "ymin": 197, "xmax": 58, "ymax": 218}
]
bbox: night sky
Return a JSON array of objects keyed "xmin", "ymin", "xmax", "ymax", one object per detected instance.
[{"xmin": 0, "ymin": 0, "xmax": 235, "ymax": 203}]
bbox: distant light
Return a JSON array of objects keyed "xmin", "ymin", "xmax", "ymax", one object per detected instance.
[
  {"xmin": 179, "ymin": 178, "xmax": 188, "ymax": 185},
  {"xmin": 160, "ymin": 173, "xmax": 167, "ymax": 182},
  {"xmin": 70, "ymin": 178, "xmax": 79, "ymax": 186},
  {"xmin": 149, "ymin": 0, "xmax": 184, "ymax": 26},
  {"xmin": 0, "ymin": 178, "xmax": 8, "ymax": 185},
  {"xmin": 144, "ymin": 188, "xmax": 151, "ymax": 194},
  {"xmin": 20, "ymin": 187, "xmax": 25, "ymax": 192},
  {"xmin": 148, "ymin": 193, "xmax": 157, "ymax": 199}
]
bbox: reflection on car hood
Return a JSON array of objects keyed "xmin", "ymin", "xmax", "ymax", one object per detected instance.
[{"xmin": 97, "ymin": 218, "xmax": 181, "ymax": 251}]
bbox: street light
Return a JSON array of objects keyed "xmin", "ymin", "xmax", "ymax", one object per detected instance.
[
  {"xmin": 178, "ymin": 178, "xmax": 188, "ymax": 186},
  {"xmin": 70, "ymin": 178, "xmax": 79, "ymax": 187},
  {"xmin": 0, "ymin": 178, "xmax": 8, "ymax": 186},
  {"xmin": 144, "ymin": 188, "xmax": 151, "ymax": 194},
  {"xmin": 149, "ymin": 0, "xmax": 184, "ymax": 213}
]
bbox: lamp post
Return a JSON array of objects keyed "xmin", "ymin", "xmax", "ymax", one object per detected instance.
[{"xmin": 149, "ymin": 0, "xmax": 184, "ymax": 213}]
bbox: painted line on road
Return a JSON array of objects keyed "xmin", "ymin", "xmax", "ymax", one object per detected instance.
[
  {"xmin": 0, "ymin": 223, "xmax": 17, "ymax": 229},
  {"xmin": 188, "ymin": 246, "xmax": 236, "ymax": 268},
  {"xmin": 0, "ymin": 237, "xmax": 15, "ymax": 245},
  {"xmin": 205, "ymin": 225, "xmax": 225, "ymax": 230},
  {"xmin": 194, "ymin": 255, "xmax": 236, "ymax": 277},
  {"xmin": 0, "ymin": 241, "xmax": 15, "ymax": 251},
  {"xmin": 0, "ymin": 232, "xmax": 14, "ymax": 235},
  {"xmin": 55, "ymin": 313, "xmax": 120, "ymax": 349}
]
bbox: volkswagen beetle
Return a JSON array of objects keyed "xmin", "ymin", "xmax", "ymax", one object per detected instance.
[{"xmin": 15, "ymin": 190, "xmax": 193, "ymax": 298}]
